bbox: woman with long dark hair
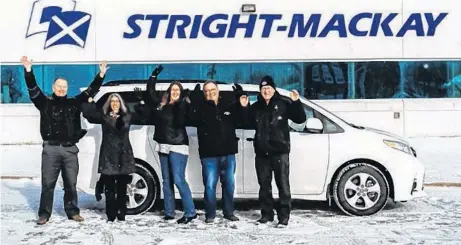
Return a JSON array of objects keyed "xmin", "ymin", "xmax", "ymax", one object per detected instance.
[
  {"xmin": 137, "ymin": 66, "xmax": 197, "ymax": 224},
  {"xmin": 82, "ymin": 93, "xmax": 141, "ymax": 222}
]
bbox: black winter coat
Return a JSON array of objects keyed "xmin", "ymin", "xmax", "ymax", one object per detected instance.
[
  {"xmin": 245, "ymin": 92, "xmax": 306, "ymax": 157},
  {"xmin": 82, "ymin": 102, "xmax": 138, "ymax": 175},
  {"xmin": 135, "ymin": 76, "xmax": 189, "ymax": 145},
  {"xmin": 189, "ymin": 97, "xmax": 245, "ymax": 158},
  {"xmin": 149, "ymin": 102, "xmax": 189, "ymax": 145},
  {"xmin": 24, "ymin": 69, "xmax": 104, "ymax": 144}
]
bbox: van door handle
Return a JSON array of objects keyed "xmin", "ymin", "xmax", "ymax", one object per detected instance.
[{"xmin": 246, "ymin": 138, "xmax": 254, "ymax": 142}]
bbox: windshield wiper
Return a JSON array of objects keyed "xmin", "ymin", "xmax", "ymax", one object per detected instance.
[{"xmin": 349, "ymin": 123, "xmax": 365, "ymax": 129}]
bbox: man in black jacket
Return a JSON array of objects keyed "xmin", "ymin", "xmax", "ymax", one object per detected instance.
[
  {"xmin": 244, "ymin": 75, "xmax": 306, "ymax": 227},
  {"xmin": 20, "ymin": 56, "xmax": 108, "ymax": 225},
  {"xmin": 188, "ymin": 81, "xmax": 248, "ymax": 223}
]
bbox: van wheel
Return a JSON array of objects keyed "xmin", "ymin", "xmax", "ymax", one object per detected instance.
[
  {"xmin": 333, "ymin": 163, "xmax": 389, "ymax": 216},
  {"xmin": 126, "ymin": 163, "xmax": 159, "ymax": 215}
]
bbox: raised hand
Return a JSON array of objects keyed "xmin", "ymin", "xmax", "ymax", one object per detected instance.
[
  {"xmin": 290, "ymin": 89, "xmax": 299, "ymax": 101},
  {"xmin": 151, "ymin": 65, "xmax": 164, "ymax": 77},
  {"xmin": 20, "ymin": 56, "xmax": 33, "ymax": 72},
  {"xmin": 160, "ymin": 94, "xmax": 168, "ymax": 106},
  {"xmin": 99, "ymin": 61, "xmax": 109, "ymax": 77},
  {"xmin": 232, "ymin": 83, "xmax": 247, "ymax": 102},
  {"xmin": 134, "ymin": 87, "xmax": 143, "ymax": 101},
  {"xmin": 232, "ymin": 83, "xmax": 243, "ymax": 92},
  {"xmin": 187, "ymin": 83, "xmax": 201, "ymax": 104},
  {"xmin": 239, "ymin": 95, "xmax": 249, "ymax": 107},
  {"xmin": 183, "ymin": 88, "xmax": 191, "ymax": 103},
  {"xmin": 183, "ymin": 88, "xmax": 191, "ymax": 97},
  {"xmin": 193, "ymin": 83, "xmax": 201, "ymax": 92}
]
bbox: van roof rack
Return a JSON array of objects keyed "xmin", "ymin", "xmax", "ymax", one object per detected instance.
[{"xmin": 102, "ymin": 79, "xmax": 229, "ymax": 87}]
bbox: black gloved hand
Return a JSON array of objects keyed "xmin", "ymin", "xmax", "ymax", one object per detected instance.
[
  {"xmin": 183, "ymin": 88, "xmax": 191, "ymax": 97},
  {"xmin": 232, "ymin": 83, "xmax": 243, "ymax": 91},
  {"xmin": 151, "ymin": 65, "xmax": 164, "ymax": 77},
  {"xmin": 194, "ymin": 83, "xmax": 201, "ymax": 92},
  {"xmin": 134, "ymin": 87, "xmax": 144, "ymax": 101},
  {"xmin": 95, "ymin": 180, "xmax": 104, "ymax": 201},
  {"xmin": 232, "ymin": 83, "xmax": 247, "ymax": 98},
  {"xmin": 182, "ymin": 88, "xmax": 191, "ymax": 103},
  {"xmin": 189, "ymin": 83, "xmax": 202, "ymax": 103}
]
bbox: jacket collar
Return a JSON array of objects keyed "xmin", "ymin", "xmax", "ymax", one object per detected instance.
[
  {"xmin": 257, "ymin": 91, "xmax": 280, "ymax": 106},
  {"xmin": 109, "ymin": 111, "xmax": 120, "ymax": 118},
  {"xmin": 52, "ymin": 93, "xmax": 67, "ymax": 100}
]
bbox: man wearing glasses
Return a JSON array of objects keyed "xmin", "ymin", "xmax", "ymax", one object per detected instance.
[
  {"xmin": 188, "ymin": 81, "xmax": 249, "ymax": 223},
  {"xmin": 243, "ymin": 75, "xmax": 306, "ymax": 227}
]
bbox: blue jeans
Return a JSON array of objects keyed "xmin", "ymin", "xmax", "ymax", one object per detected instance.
[
  {"xmin": 200, "ymin": 155, "xmax": 236, "ymax": 219},
  {"xmin": 159, "ymin": 152, "xmax": 196, "ymax": 218}
]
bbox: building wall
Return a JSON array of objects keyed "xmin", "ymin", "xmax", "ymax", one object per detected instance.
[{"xmin": 2, "ymin": 0, "xmax": 461, "ymax": 142}]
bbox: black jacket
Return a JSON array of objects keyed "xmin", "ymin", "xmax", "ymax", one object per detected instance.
[
  {"xmin": 150, "ymin": 102, "xmax": 189, "ymax": 145},
  {"xmin": 189, "ymin": 95, "xmax": 245, "ymax": 158},
  {"xmin": 24, "ymin": 69, "xmax": 104, "ymax": 144},
  {"xmin": 82, "ymin": 102, "xmax": 138, "ymax": 175},
  {"xmin": 245, "ymin": 92, "xmax": 306, "ymax": 157},
  {"xmin": 136, "ymin": 76, "xmax": 189, "ymax": 146}
]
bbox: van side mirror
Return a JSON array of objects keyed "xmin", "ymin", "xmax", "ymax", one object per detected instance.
[{"xmin": 306, "ymin": 118, "xmax": 323, "ymax": 133}]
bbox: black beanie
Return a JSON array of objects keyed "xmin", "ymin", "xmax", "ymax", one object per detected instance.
[{"xmin": 260, "ymin": 75, "xmax": 276, "ymax": 90}]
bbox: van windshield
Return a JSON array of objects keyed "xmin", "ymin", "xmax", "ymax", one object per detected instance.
[{"xmin": 304, "ymin": 98, "xmax": 360, "ymax": 128}]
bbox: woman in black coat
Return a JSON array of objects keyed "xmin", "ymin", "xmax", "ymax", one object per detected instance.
[
  {"xmin": 135, "ymin": 66, "xmax": 197, "ymax": 224},
  {"xmin": 82, "ymin": 93, "xmax": 140, "ymax": 222}
]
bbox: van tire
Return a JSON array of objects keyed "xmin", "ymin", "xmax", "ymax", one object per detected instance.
[
  {"xmin": 333, "ymin": 163, "xmax": 389, "ymax": 216},
  {"xmin": 126, "ymin": 163, "xmax": 159, "ymax": 215}
]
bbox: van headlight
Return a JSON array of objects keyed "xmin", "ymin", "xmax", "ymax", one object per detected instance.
[{"xmin": 383, "ymin": 140, "xmax": 411, "ymax": 155}]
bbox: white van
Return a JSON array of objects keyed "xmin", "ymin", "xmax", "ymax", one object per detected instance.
[{"xmin": 76, "ymin": 80, "xmax": 426, "ymax": 217}]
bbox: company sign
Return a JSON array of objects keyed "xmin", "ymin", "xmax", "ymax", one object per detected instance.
[{"xmin": 1, "ymin": 0, "xmax": 460, "ymax": 63}]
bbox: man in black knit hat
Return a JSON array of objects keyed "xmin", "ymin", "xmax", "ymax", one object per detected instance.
[{"xmin": 244, "ymin": 75, "xmax": 306, "ymax": 227}]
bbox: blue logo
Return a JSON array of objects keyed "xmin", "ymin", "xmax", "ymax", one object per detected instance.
[{"xmin": 26, "ymin": 0, "xmax": 91, "ymax": 49}]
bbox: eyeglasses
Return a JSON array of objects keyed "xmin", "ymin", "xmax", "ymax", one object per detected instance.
[
  {"xmin": 204, "ymin": 88, "xmax": 217, "ymax": 94},
  {"xmin": 261, "ymin": 87, "xmax": 274, "ymax": 91}
]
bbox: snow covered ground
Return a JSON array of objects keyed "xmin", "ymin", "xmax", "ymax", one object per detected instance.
[
  {"xmin": 1, "ymin": 178, "xmax": 461, "ymax": 245},
  {"xmin": 1, "ymin": 136, "xmax": 460, "ymax": 183},
  {"xmin": 1, "ymin": 137, "xmax": 460, "ymax": 244}
]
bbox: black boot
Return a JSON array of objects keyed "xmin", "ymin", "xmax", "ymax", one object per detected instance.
[
  {"xmin": 177, "ymin": 214, "xmax": 198, "ymax": 224},
  {"xmin": 224, "ymin": 215, "xmax": 240, "ymax": 222},
  {"xmin": 278, "ymin": 218, "xmax": 289, "ymax": 227},
  {"xmin": 163, "ymin": 215, "xmax": 175, "ymax": 221},
  {"xmin": 117, "ymin": 212, "xmax": 125, "ymax": 221},
  {"xmin": 257, "ymin": 216, "xmax": 274, "ymax": 224}
]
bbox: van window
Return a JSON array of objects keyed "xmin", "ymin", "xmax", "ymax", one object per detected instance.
[
  {"xmin": 304, "ymin": 105, "xmax": 344, "ymax": 134},
  {"xmin": 246, "ymin": 92, "xmax": 343, "ymax": 134}
]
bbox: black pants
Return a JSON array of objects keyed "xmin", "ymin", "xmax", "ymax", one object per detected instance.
[
  {"xmin": 255, "ymin": 154, "xmax": 291, "ymax": 221},
  {"xmin": 39, "ymin": 144, "xmax": 80, "ymax": 219},
  {"xmin": 101, "ymin": 174, "xmax": 131, "ymax": 221}
]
